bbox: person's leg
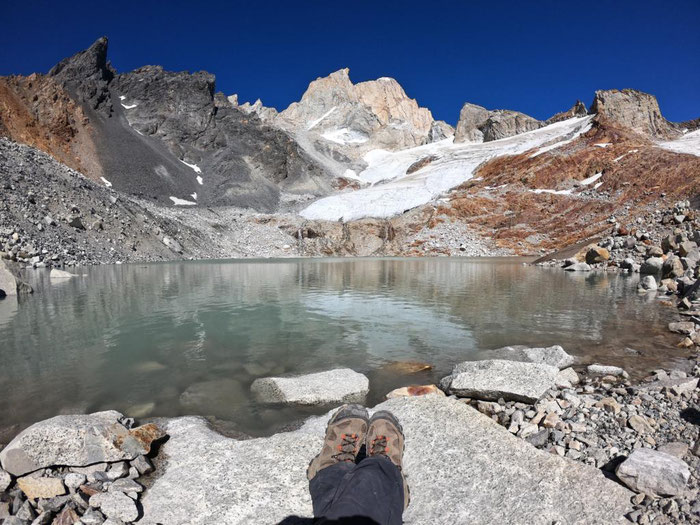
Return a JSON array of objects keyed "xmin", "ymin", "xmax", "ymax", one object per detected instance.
[
  {"xmin": 314, "ymin": 455, "xmax": 404, "ymax": 525},
  {"xmin": 307, "ymin": 405, "xmax": 369, "ymax": 519},
  {"xmin": 308, "ymin": 461, "xmax": 354, "ymax": 517}
]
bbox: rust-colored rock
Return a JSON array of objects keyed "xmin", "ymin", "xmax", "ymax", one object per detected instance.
[{"xmin": 380, "ymin": 361, "xmax": 434, "ymax": 374}]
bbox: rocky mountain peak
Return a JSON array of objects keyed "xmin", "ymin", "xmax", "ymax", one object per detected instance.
[
  {"xmin": 48, "ymin": 36, "xmax": 114, "ymax": 115},
  {"xmin": 590, "ymin": 89, "xmax": 679, "ymax": 139},
  {"xmin": 546, "ymin": 100, "xmax": 588, "ymax": 124},
  {"xmin": 454, "ymin": 103, "xmax": 542, "ymax": 143},
  {"xmin": 49, "ymin": 36, "xmax": 112, "ymax": 82}
]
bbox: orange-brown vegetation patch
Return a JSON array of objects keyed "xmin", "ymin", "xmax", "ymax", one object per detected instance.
[{"xmin": 440, "ymin": 120, "xmax": 700, "ymax": 254}]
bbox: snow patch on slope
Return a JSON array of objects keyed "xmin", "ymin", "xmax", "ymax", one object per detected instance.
[
  {"xmin": 307, "ymin": 107, "xmax": 337, "ymax": 130},
  {"xmin": 179, "ymin": 159, "xmax": 202, "ymax": 174},
  {"xmin": 196, "ymin": 176, "xmax": 203, "ymax": 185},
  {"xmin": 321, "ymin": 128, "xmax": 369, "ymax": 145},
  {"xmin": 300, "ymin": 116, "xmax": 594, "ymax": 221},
  {"xmin": 100, "ymin": 177, "xmax": 113, "ymax": 188},
  {"xmin": 170, "ymin": 196, "xmax": 197, "ymax": 206},
  {"xmin": 657, "ymin": 129, "xmax": 700, "ymax": 157},
  {"xmin": 580, "ymin": 173, "xmax": 602, "ymax": 186}
]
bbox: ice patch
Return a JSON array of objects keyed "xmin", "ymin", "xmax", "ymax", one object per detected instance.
[
  {"xmin": 593, "ymin": 182, "xmax": 603, "ymax": 190},
  {"xmin": 657, "ymin": 129, "xmax": 700, "ymax": 157},
  {"xmin": 530, "ymin": 188, "xmax": 574, "ymax": 195},
  {"xmin": 119, "ymin": 95, "xmax": 126, "ymax": 101},
  {"xmin": 191, "ymin": 192, "xmax": 198, "ymax": 200},
  {"xmin": 179, "ymin": 159, "xmax": 202, "ymax": 174},
  {"xmin": 530, "ymin": 119, "xmax": 593, "ymax": 157},
  {"xmin": 321, "ymin": 128, "xmax": 369, "ymax": 145},
  {"xmin": 100, "ymin": 177, "xmax": 112, "ymax": 188},
  {"xmin": 307, "ymin": 107, "xmax": 337, "ymax": 130},
  {"xmin": 341, "ymin": 169, "xmax": 362, "ymax": 181},
  {"xmin": 300, "ymin": 116, "xmax": 593, "ymax": 221},
  {"xmin": 594, "ymin": 143, "xmax": 611, "ymax": 148},
  {"xmin": 121, "ymin": 103, "xmax": 137, "ymax": 109},
  {"xmin": 169, "ymin": 196, "xmax": 197, "ymax": 206},
  {"xmin": 196, "ymin": 176, "xmax": 203, "ymax": 185},
  {"xmin": 580, "ymin": 172, "xmax": 602, "ymax": 186}
]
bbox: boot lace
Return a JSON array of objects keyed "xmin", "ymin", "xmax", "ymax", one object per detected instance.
[
  {"xmin": 332, "ymin": 433, "xmax": 359, "ymax": 462},
  {"xmin": 370, "ymin": 435, "xmax": 389, "ymax": 457}
]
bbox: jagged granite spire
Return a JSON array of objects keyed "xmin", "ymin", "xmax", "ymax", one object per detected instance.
[{"xmin": 49, "ymin": 36, "xmax": 114, "ymax": 115}]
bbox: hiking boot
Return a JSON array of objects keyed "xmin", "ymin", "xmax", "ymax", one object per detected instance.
[
  {"xmin": 307, "ymin": 404, "xmax": 369, "ymax": 480},
  {"xmin": 367, "ymin": 410, "xmax": 410, "ymax": 509}
]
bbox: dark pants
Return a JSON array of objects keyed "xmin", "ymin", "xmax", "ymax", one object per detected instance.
[{"xmin": 309, "ymin": 456, "xmax": 404, "ymax": 525}]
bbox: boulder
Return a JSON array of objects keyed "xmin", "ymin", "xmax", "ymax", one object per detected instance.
[
  {"xmin": 49, "ymin": 269, "xmax": 75, "ymax": 281},
  {"xmin": 587, "ymin": 364, "xmax": 628, "ymax": 378},
  {"xmin": 615, "ymin": 448, "xmax": 690, "ymax": 496},
  {"xmin": 251, "ymin": 368, "xmax": 369, "ymax": 405},
  {"xmin": 139, "ymin": 395, "xmax": 631, "ymax": 524},
  {"xmin": 555, "ymin": 367, "xmax": 580, "ymax": 388},
  {"xmin": 657, "ymin": 442, "xmax": 688, "ymax": 459},
  {"xmin": 89, "ymin": 491, "xmax": 139, "ymax": 522},
  {"xmin": 585, "ymin": 246, "xmax": 610, "ymax": 264},
  {"xmin": 477, "ymin": 345, "xmax": 575, "ymax": 369},
  {"xmin": 662, "ymin": 255, "xmax": 684, "ymax": 279},
  {"xmin": 563, "ymin": 262, "xmax": 591, "ymax": 272},
  {"xmin": 439, "ymin": 359, "xmax": 559, "ymax": 403},
  {"xmin": 0, "ymin": 260, "xmax": 32, "ymax": 295},
  {"xmin": 385, "ymin": 385, "xmax": 444, "ymax": 399},
  {"xmin": 679, "ymin": 241, "xmax": 698, "ymax": 258},
  {"xmin": 638, "ymin": 275, "xmax": 657, "ymax": 291},
  {"xmin": 17, "ymin": 476, "xmax": 66, "ymax": 499},
  {"xmin": 0, "ymin": 411, "xmax": 165, "ymax": 476},
  {"xmin": 0, "ymin": 467, "xmax": 11, "ymax": 492},
  {"xmin": 668, "ymin": 321, "xmax": 696, "ymax": 335},
  {"xmin": 640, "ymin": 257, "xmax": 663, "ymax": 274}
]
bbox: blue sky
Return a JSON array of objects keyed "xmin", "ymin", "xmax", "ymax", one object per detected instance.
[{"xmin": 1, "ymin": 1, "xmax": 698, "ymax": 124}]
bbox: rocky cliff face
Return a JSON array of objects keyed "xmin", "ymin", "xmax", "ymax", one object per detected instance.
[
  {"xmin": 1, "ymin": 37, "xmax": 329, "ymax": 212},
  {"xmin": 274, "ymin": 69, "xmax": 443, "ymax": 177},
  {"xmin": 454, "ymin": 103, "xmax": 542, "ymax": 143},
  {"xmin": 590, "ymin": 89, "xmax": 680, "ymax": 139},
  {"xmin": 546, "ymin": 100, "xmax": 588, "ymax": 124}
]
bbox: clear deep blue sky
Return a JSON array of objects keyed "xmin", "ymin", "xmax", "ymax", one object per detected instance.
[{"xmin": 1, "ymin": 1, "xmax": 698, "ymax": 124}]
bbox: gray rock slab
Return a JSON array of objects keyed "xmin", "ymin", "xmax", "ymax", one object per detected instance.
[
  {"xmin": 440, "ymin": 359, "xmax": 559, "ymax": 403},
  {"xmin": 0, "ymin": 467, "xmax": 11, "ymax": 491},
  {"xmin": 615, "ymin": 448, "xmax": 690, "ymax": 496},
  {"xmin": 49, "ymin": 269, "xmax": 75, "ymax": 281},
  {"xmin": 251, "ymin": 368, "xmax": 369, "ymax": 405},
  {"xmin": 89, "ymin": 491, "xmax": 138, "ymax": 522},
  {"xmin": 140, "ymin": 396, "xmax": 631, "ymax": 524},
  {"xmin": 0, "ymin": 411, "xmax": 164, "ymax": 476},
  {"xmin": 477, "ymin": 345, "xmax": 575, "ymax": 369}
]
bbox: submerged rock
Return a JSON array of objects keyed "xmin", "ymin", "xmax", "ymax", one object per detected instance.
[
  {"xmin": 439, "ymin": 359, "xmax": 559, "ymax": 403},
  {"xmin": 0, "ymin": 411, "xmax": 165, "ymax": 476},
  {"xmin": 615, "ymin": 448, "xmax": 690, "ymax": 496},
  {"xmin": 251, "ymin": 368, "xmax": 369, "ymax": 405},
  {"xmin": 139, "ymin": 395, "xmax": 631, "ymax": 524}
]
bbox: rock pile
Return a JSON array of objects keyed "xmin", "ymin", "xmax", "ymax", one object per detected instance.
[
  {"xmin": 460, "ymin": 362, "xmax": 699, "ymax": 524},
  {"xmin": 546, "ymin": 201, "xmax": 700, "ymax": 350},
  {"xmin": 0, "ymin": 411, "xmax": 165, "ymax": 524}
]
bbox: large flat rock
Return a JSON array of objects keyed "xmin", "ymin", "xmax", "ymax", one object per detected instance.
[
  {"xmin": 140, "ymin": 396, "xmax": 631, "ymax": 524},
  {"xmin": 0, "ymin": 411, "xmax": 164, "ymax": 476},
  {"xmin": 251, "ymin": 368, "xmax": 369, "ymax": 405},
  {"xmin": 440, "ymin": 359, "xmax": 559, "ymax": 403}
]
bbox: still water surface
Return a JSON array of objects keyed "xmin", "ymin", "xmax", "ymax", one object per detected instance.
[{"xmin": 0, "ymin": 257, "xmax": 689, "ymax": 439}]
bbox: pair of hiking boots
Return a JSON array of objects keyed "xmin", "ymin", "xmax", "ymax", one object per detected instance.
[{"xmin": 307, "ymin": 404, "xmax": 410, "ymax": 509}]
